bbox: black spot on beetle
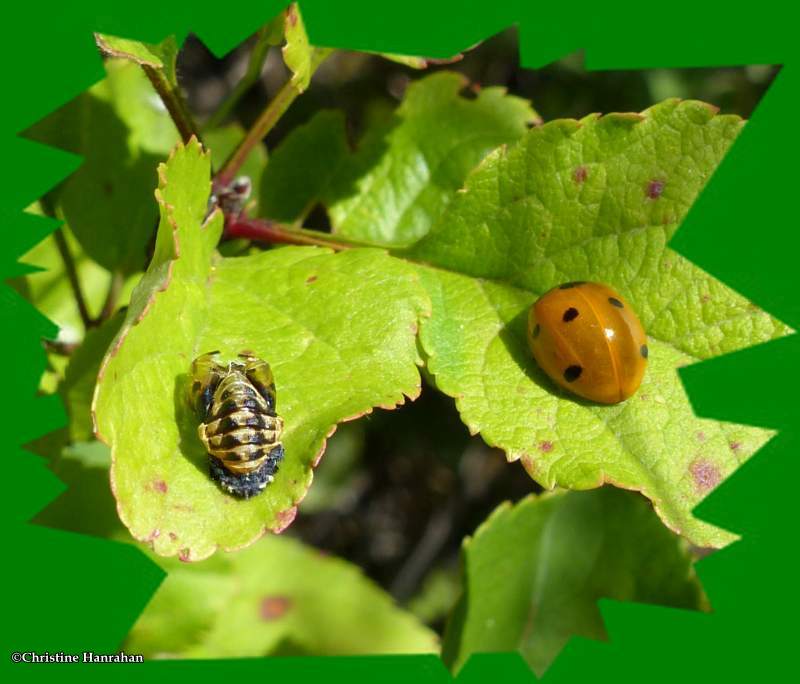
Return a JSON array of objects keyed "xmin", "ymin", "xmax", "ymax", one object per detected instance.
[
  {"xmin": 641, "ymin": 344, "xmax": 649, "ymax": 359},
  {"xmin": 563, "ymin": 365, "xmax": 583, "ymax": 382},
  {"xmin": 608, "ymin": 297, "xmax": 624, "ymax": 308},
  {"xmin": 559, "ymin": 281, "xmax": 586, "ymax": 289},
  {"xmin": 532, "ymin": 323, "xmax": 540, "ymax": 338},
  {"xmin": 562, "ymin": 307, "xmax": 579, "ymax": 322}
]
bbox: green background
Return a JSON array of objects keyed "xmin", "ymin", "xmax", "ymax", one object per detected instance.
[{"xmin": 2, "ymin": 0, "xmax": 795, "ymax": 681}]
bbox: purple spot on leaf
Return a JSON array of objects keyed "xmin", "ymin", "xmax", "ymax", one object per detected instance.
[{"xmin": 646, "ymin": 179, "xmax": 665, "ymax": 199}]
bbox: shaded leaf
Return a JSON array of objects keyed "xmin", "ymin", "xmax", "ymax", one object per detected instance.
[
  {"xmin": 127, "ymin": 534, "xmax": 438, "ymax": 657},
  {"xmin": 443, "ymin": 488, "xmax": 705, "ymax": 675},
  {"xmin": 325, "ymin": 71, "xmax": 538, "ymax": 246},
  {"xmin": 93, "ymin": 139, "xmax": 429, "ymax": 560},
  {"xmin": 403, "ymin": 100, "xmax": 786, "ymax": 547},
  {"xmin": 259, "ymin": 109, "xmax": 348, "ymax": 222},
  {"xmin": 24, "ymin": 59, "xmax": 179, "ymax": 272}
]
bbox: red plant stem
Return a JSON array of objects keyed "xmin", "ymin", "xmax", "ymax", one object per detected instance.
[{"xmin": 225, "ymin": 216, "xmax": 358, "ymax": 251}]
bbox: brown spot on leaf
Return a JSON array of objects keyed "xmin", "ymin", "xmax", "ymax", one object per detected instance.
[
  {"xmin": 690, "ymin": 459, "xmax": 721, "ymax": 492},
  {"xmin": 646, "ymin": 179, "xmax": 665, "ymax": 199},
  {"xmin": 286, "ymin": 6, "xmax": 298, "ymax": 26},
  {"xmin": 538, "ymin": 440, "xmax": 554, "ymax": 453},
  {"xmin": 153, "ymin": 479, "xmax": 168, "ymax": 493},
  {"xmin": 168, "ymin": 532, "xmax": 178, "ymax": 541},
  {"xmin": 573, "ymin": 166, "xmax": 588, "ymax": 184},
  {"xmin": 260, "ymin": 595, "xmax": 292, "ymax": 621},
  {"xmin": 306, "ymin": 275, "xmax": 317, "ymax": 284},
  {"xmin": 179, "ymin": 548, "xmax": 192, "ymax": 562},
  {"xmin": 696, "ymin": 431, "xmax": 706, "ymax": 442},
  {"xmin": 730, "ymin": 441, "xmax": 741, "ymax": 452},
  {"xmin": 701, "ymin": 293, "xmax": 711, "ymax": 303}
]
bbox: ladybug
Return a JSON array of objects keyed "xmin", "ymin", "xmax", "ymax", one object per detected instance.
[
  {"xmin": 190, "ymin": 351, "xmax": 285, "ymax": 498},
  {"xmin": 527, "ymin": 282, "xmax": 648, "ymax": 404}
]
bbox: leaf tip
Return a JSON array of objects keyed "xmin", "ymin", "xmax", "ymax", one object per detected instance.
[{"xmin": 271, "ymin": 506, "xmax": 298, "ymax": 533}]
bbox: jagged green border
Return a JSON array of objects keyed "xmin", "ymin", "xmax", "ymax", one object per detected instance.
[{"xmin": 2, "ymin": 1, "xmax": 794, "ymax": 681}]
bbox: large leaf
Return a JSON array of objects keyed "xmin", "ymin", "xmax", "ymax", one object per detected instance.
[
  {"xmin": 23, "ymin": 58, "xmax": 179, "ymax": 272},
  {"xmin": 324, "ymin": 71, "xmax": 539, "ymax": 246},
  {"xmin": 93, "ymin": 139, "xmax": 429, "ymax": 560},
  {"xmin": 400, "ymin": 100, "xmax": 787, "ymax": 548},
  {"xmin": 127, "ymin": 534, "xmax": 439, "ymax": 657},
  {"xmin": 443, "ymin": 487, "xmax": 705, "ymax": 675}
]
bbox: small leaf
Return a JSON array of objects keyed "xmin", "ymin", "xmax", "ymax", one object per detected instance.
[
  {"xmin": 379, "ymin": 53, "xmax": 430, "ymax": 69},
  {"xmin": 259, "ymin": 109, "xmax": 348, "ymax": 222},
  {"xmin": 23, "ymin": 59, "xmax": 179, "ymax": 272},
  {"xmin": 443, "ymin": 488, "xmax": 706, "ymax": 676},
  {"xmin": 93, "ymin": 139, "xmax": 429, "ymax": 560},
  {"xmin": 282, "ymin": 3, "xmax": 329, "ymax": 93},
  {"xmin": 95, "ymin": 33, "xmax": 180, "ymax": 89},
  {"xmin": 324, "ymin": 71, "xmax": 539, "ymax": 246},
  {"xmin": 127, "ymin": 534, "xmax": 439, "ymax": 657},
  {"xmin": 404, "ymin": 100, "xmax": 787, "ymax": 548},
  {"xmin": 377, "ymin": 52, "xmax": 464, "ymax": 69}
]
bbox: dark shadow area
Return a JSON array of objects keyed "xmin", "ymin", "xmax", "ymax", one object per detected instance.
[{"xmin": 173, "ymin": 370, "xmax": 213, "ymax": 480}]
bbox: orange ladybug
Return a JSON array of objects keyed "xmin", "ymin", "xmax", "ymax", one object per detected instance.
[{"xmin": 527, "ymin": 281, "xmax": 648, "ymax": 404}]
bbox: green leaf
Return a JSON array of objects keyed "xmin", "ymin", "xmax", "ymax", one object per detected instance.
[
  {"xmin": 95, "ymin": 33, "xmax": 197, "ymax": 146},
  {"xmin": 23, "ymin": 59, "xmax": 179, "ymax": 272},
  {"xmin": 93, "ymin": 139, "xmax": 429, "ymax": 560},
  {"xmin": 127, "ymin": 534, "xmax": 439, "ymax": 657},
  {"xmin": 60, "ymin": 312, "xmax": 125, "ymax": 442},
  {"xmin": 95, "ymin": 33, "xmax": 180, "ymax": 89},
  {"xmin": 204, "ymin": 123, "xmax": 268, "ymax": 207},
  {"xmin": 282, "ymin": 3, "xmax": 330, "ymax": 93},
  {"xmin": 376, "ymin": 52, "xmax": 464, "ymax": 69},
  {"xmin": 324, "ymin": 71, "xmax": 539, "ymax": 246},
  {"xmin": 404, "ymin": 100, "xmax": 787, "ymax": 548},
  {"xmin": 443, "ymin": 488, "xmax": 705, "ymax": 676},
  {"xmin": 258, "ymin": 110, "xmax": 348, "ymax": 222},
  {"xmin": 379, "ymin": 53, "xmax": 430, "ymax": 69}
]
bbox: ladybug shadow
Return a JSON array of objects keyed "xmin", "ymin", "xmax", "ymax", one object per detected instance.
[
  {"xmin": 498, "ymin": 308, "xmax": 599, "ymax": 409},
  {"xmin": 173, "ymin": 372, "xmax": 213, "ymax": 479}
]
